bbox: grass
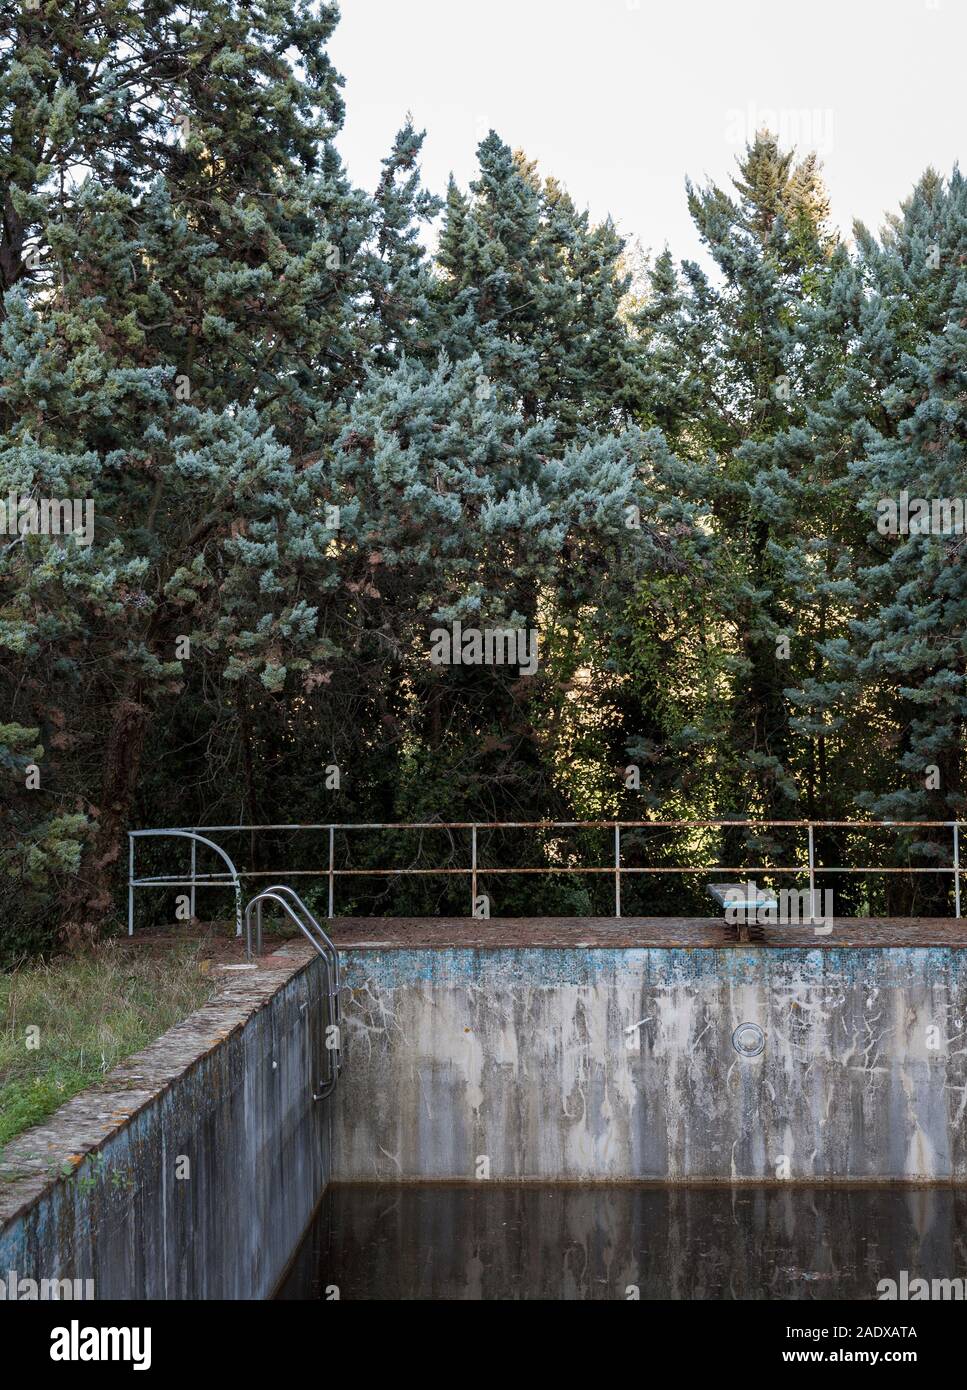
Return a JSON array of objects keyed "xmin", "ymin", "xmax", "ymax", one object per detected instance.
[{"xmin": 0, "ymin": 943, "xmax": 215, "ymax": 1151}]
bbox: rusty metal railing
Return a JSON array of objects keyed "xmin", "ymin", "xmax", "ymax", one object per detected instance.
[{"xmin": 127, "ymin": 820, "xmax": 965, "ymax": 933}]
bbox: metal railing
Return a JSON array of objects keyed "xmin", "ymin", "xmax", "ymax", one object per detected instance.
[
  {"xmin": 128, "ymin": 819, "xmax": 966, "ymax": 926},
  {"xmin": 128, "ymin": 828, "xmax": 243, "ymax": 935},
  {"xmin": 244, "ymin": 885, "xmax": 341, "ymax": 1101}
]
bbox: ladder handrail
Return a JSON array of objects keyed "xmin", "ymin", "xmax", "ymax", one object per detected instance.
[
  {"xmin": 244, "ymin": 886, "xmax": 341, "ymax": 1099},
  {"xmin": 249, "ymin": 883, "xmax": 336, "ymax": 961}
]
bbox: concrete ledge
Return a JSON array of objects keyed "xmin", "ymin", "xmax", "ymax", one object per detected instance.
[
  {"xmin": 327, "ymin": 916, "xmax": 967, "ymax": 949},
  {"xmin": 0, "ymin": 942, "xmax": 331, "ymax": 1299}
]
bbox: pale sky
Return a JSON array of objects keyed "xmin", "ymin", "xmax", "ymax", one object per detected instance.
[{"xmin": 330, "ymin": 0, "xmax": 965, "ymax": 265}]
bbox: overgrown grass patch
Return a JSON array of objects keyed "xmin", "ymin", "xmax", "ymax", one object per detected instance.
[{"xmin": 0, "ymin": 944, "xmax": 215, "ymax": 1150}]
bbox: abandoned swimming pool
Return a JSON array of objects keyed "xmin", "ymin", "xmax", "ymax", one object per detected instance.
[{"xmin": 3, "ymin": 915, "xmax": 967, "ymax": 1300}]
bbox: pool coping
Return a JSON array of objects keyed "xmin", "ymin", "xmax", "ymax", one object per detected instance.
[{"xmin": 325, "ymin": 916, "xmax": 967, "ymax": 950}]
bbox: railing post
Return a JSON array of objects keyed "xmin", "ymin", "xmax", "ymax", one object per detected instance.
[
  {"xmin": 471, "ymin": 823, "xmax": 477, "ymax": 917},
  {"xmin": 328, "ymin": 826, "xmax": 335, "ymax": 920},
  {"xmin": 615, "ymin": 823, "xmax": 621, "ymax": 919},
  {"xmin": 808, "ymin": 823, "xmax": 816, "ymax": 919},
  {"xmin": 128, "ymin": 833, "xmax": 135, "ymax": 936},
  {"xmin": 955, "ymin": 823, "xmax": 961, "ymax": 920},
  {"xmin": 189, "ymin": 833, "xmax": 196, "ymax": 920}
]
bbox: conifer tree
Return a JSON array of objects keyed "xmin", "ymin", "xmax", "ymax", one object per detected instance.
[
  {"xmin": 798, "ymin": 168, "xmax": 967, "ymax": 908},
  {"xmin": 628, "ymin": 134, "xmax": 840, "ymax": 857},
  {"xmin": 0, "ymin": 9, "xmax": 667, "ymax": 946},
  {"xmin": 435, "ymin": 132, "xmax": 641, "ymax": 437},
  {"xmin": 0, "ymin": 0, "xmax": 367, "ymax": 945},
  {"xmin": 5, "ymin": 10, "xmax": 963, "ymax": 946}
]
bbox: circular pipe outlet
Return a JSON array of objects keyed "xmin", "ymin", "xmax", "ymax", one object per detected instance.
[{"xmin": 732, "ymin": 1021, "xmax": 765, "ymax": 1057}]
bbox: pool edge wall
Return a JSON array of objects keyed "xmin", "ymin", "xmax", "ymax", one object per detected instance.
[
  {"xmin": 333, "ymin": 945, "xmax": 967, "ymax": 1182},
  {"xmin": 0, "ymin": 946, "xmax": 331, "ymax": 1300}
]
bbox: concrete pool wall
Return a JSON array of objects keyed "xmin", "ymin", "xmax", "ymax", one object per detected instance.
[
  {"xmin": 0, "ymin": 943, "xmax": 331, "ymax": 1299},
  {"xmin": 332, "ymin": 945, "xmax": 967, "ymax": 1182}
]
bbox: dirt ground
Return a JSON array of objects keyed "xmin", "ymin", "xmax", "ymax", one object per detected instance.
[{"xmin": 116, "ymin": 919, "xmax": 297, "ymax": 968}]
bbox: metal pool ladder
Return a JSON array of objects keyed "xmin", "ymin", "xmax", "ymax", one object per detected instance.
[{"xmin": 244, "ymin": 885, "xmax": 342, "ymax": 1101}]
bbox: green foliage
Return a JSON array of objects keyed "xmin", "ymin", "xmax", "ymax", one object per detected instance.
[
  {"xmin": 1, "ymin": 6, "xmax": 963, "ymax": 944},
  {"xmin": 793, "ymin": 169, "xmax": 967, "ymax": 907}
]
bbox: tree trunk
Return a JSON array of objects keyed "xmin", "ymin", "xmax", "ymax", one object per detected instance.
[
  {"xmin": 237, "ymin": 691, "xmax": 259, "ymax": 873},
  {"xmin": 61, "ymin": 696, "xmax": 150, "ymax": 950}
]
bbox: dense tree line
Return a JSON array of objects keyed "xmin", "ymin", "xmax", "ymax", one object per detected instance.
[{"xmin": 2, "ymin": 2, "xmax": 965, "ymax": 956}]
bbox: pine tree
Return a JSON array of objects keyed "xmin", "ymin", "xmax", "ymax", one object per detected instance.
[
  {"xmin": 800, "ymin": 168, "xmax": 967, "ymax": 909},
  {"xmin": 628, "ymin": 134, "xmax": 841, "ymax": 860},
  {"xmin": 0, "ymin": 0, "xmax": 367, "ymax": 946},
  {"xmin": 362, "ymin": 117, "xmax": 442, "ymax": 370},
  {"xmin": 0, "ymin": 10, "xmax": 671, "ymax": 946},
  {"xmin": 435, "ymin": 132, "xmax": 641, "ymax": 438}
]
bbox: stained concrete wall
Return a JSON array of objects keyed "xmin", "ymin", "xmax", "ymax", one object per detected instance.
[
  {"xmin": 0, "ymin": 946, "xmax": 331, "ymax": 1299},
  {"xmin": 332, "ymin": 946, "xmax": 967, "ymax": 1181}
]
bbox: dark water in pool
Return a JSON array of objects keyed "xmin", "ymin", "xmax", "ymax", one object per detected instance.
[{"xmin": 275, "ymin": 1184, "xmax": 967, "ymax": 1301}]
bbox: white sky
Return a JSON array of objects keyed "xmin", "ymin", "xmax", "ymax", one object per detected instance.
[{"xmin": 330, "ymin": 0, "xmax": 965, "ymax": 265}]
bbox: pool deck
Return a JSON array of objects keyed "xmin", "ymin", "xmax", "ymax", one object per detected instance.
[{"xmin": 325, "ymin": 916, "xmax": 967, "ymax": 950}]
